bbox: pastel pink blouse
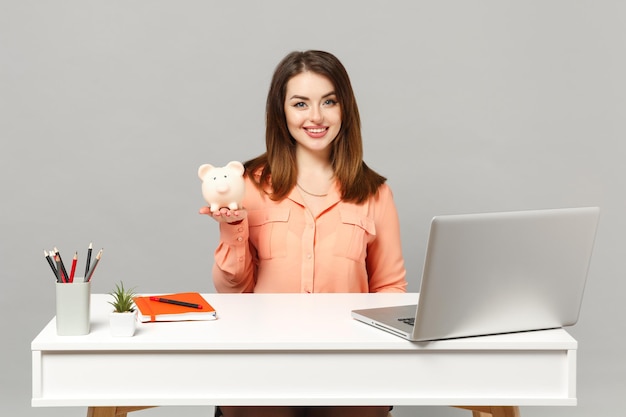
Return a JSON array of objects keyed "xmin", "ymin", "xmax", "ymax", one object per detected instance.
[{"xmin": 212, "ymin": 175, "xmax": 407, "ymax": 294}]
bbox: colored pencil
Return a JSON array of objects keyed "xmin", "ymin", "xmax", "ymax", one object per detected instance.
[
  {"xmin": 84, "ymin": 249, "xmax": 102, "ymax": 282},
  {"xmin": 84, "ymin": 242, "xmax": 93, "ymax": 278},
  {"xmin": 69, "ymin": 252, "xmax": 78, "ymax": 283},
  {"xmin": 44, "ymin": 250, "xmax": 60, "ymax": 282},
  {"xmin": 54, "ymin": 247, "xmax": 69, "ymax": 284},
  {"xmin": 54, "ymin": 253, "xmax": 67, "ymax": 283}
]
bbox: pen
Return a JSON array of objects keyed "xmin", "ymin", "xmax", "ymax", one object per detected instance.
[
  {"xmin": 84, "ymin": 242, "xmax": 92, "ymax": 278},
  {"xmin": 84, "ymin": 248, "xmax": 102, "ymax": 282},
  {"xmin": 54, "ymin": 247, "xmax": 69, "ymax": 284},
  {"xmin": 149, "ymin": 297, "xmax": 203, "ymax": 309},
  {"xmin": 44, "ymin": 250, "xmax": 60, "ymax": 283},
  {"xmin": 69, "ymin": 252, "xmax": 78, "ymax": 283}
]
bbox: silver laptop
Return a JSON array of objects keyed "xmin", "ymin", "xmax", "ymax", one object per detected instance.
[{"xmin": 352, "ymin": 207, "xmax": 600, "ymax": 341}]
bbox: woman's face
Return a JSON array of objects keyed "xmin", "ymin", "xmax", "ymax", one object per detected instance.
[{"xmin": 284, "ymin": 71, "xmax": 342, "ymax": 156}]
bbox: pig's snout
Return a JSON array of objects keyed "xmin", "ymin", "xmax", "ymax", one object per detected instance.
[{"xmin": 215, "ymin": 182, "xmax": 230, "ymax": 193}]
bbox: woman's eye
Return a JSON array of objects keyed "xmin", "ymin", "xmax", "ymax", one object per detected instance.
[
  {"xmin": 293, "ymin": 102, "xmax": 307, "ymax": 108},
  {"xmin": 324, "ymin": 99, "xmax": 338, "ymax": 106}
]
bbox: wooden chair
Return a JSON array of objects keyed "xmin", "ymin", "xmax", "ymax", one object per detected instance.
[
  {"xmin": 454, "ymin": 406, "xmax": 520, "ymax": 417},
  {"xmin": 87, "ymin": 407, "xmax": 155, "ymax": 417}
]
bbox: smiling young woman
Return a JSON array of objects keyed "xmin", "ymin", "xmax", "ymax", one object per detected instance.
[{"xmin": 201, "ymin": 50, "xmax": 406, "ymax": 417}]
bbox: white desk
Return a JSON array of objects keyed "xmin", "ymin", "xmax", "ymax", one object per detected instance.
[{"xmin": 32, "ymin": 293, "xmax": 577, "ymax": 417}]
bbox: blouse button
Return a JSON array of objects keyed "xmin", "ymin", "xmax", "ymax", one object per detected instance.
[{"xmin": 237, "ymin": 236, "xmax": 243, "ymax": 242}]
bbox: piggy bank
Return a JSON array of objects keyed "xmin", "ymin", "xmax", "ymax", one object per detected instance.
[{"xmin": 198, "ymin": 161, "xmax": 245, "ymax": 213}]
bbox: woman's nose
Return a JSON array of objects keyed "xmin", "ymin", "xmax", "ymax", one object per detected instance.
[{"xmin": 309, "ymin": 105, "xmax": 323, "ymax": 123}]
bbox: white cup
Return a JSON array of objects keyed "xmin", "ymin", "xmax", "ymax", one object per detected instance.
[{"xmin": 55, "ymin": 280, "xmax": 91, "ymax": 336}]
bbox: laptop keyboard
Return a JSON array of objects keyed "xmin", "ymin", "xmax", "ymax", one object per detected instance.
[{"xmin": 398, "ymin": 317, "xmax": 415, "ymax": 326}]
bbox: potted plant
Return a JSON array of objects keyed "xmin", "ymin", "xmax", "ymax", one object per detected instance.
[{"xmin": 108, "ymin": 281, "xmax": 137, "ymax": 337}]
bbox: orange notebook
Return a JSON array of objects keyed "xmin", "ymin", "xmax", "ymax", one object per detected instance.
[{"xmin": 133, "ymin": 292, "xmax": 217, "ymax": 322}]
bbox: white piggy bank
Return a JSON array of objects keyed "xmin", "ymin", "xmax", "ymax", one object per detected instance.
[{"xmin": 198, "ymin": 161, "xmax": 245, "ymax": 213}]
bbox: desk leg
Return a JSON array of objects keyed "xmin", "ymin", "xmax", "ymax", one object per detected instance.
[
  {"xmin": 455, "ymin": 406, "xmax": 521, "ymax": 417},
  {"xmin": 87, "ymin": 406, "xmax": 156, "ymax": 417}
]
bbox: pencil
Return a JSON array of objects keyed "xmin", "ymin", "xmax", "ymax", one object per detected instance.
[
  {"xmin": 54, "ymin": 247, "xmax": 69, "ymax": 284},
  {"xmin": 54, "ymin": 253, "xmax": 66, "ymax": 283},
  {"xmin": 84, "ymin": 248, "xmax": 102, "ymax": 282},
  {"xmin": 44, "ymin": 250, "xmax": 60, "ymax": 282},
  {"xmin": 69, "ymin": 252, "xmax": 78, "ymax": 283},
  {"xmin": 84, "ymin": 242, "xmax": 93, "ymax": 278}
]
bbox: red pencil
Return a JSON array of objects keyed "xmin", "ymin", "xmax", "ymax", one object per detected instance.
[{"xmin": 69, "ymin": 252, "xmax": 78, "ymax": 283}]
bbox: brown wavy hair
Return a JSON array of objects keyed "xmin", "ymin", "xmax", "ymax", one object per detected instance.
[{"xmin": 245, "ymin": 50, "xmax": 386, "ymax": 203}]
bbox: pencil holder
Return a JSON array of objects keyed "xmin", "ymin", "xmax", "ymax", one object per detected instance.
[{"xmin": 55, "ymin": 280, "xmax": 91, "ymax": 336}]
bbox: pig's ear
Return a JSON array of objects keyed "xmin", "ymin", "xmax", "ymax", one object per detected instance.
[
  {"xmin": 226, "ymin": 161, "xmax": 245, "ymax": 176},
  {"xmin": 198, "ymin": 164, "xmax": 215, "ymax": 180}
]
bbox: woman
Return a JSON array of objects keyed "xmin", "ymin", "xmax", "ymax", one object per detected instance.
[{"xmin": 201, "ymin": 50, "xmax": 407, "ymax": 417}]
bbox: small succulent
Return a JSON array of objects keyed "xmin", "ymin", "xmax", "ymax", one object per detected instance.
[{"xmin": 108, "ymin": 281, "xmax": 136, "ymax": 313}]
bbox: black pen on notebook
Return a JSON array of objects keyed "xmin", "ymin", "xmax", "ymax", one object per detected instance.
[{"xmin": 149, "ymin": 297, "xmax": 203, "ymax": 309}]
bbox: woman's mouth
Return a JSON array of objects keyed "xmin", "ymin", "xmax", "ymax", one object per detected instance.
[{"xmin": 305, "ymin": 127, "xmax": 328, "ymax": 137}]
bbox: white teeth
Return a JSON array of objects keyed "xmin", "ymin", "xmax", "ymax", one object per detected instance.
[{"xmin": 307, "ymin": 128, "xmax": 326, "ymax": 133}]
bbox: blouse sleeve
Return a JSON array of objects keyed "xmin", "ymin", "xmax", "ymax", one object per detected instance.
[
  {"xmin": 366, "ymin": 184, "xmax": 408, "ymax": 293},
  {"xmin": 212, "ymin": 216, "xmax": 257, "ymax": 293}
]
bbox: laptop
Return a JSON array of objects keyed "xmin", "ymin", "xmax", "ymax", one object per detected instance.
[{"xmin": 352, "ymin": 207, "xmax": 600, "ymax": 341}]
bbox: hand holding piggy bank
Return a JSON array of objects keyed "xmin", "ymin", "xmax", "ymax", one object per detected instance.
[{"xmin": 198, "ymin": 161, "xmax": 245, "ymax": 213}]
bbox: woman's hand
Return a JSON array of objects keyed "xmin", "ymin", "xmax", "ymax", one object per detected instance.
[{"xmin": 199, "ymin": 206, "xmax": 247, "ymax": 224}]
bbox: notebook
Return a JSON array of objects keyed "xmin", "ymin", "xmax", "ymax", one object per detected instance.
[
  {"xmin": 352, "ymin": 207, "xmax": 600, "ymax": 341},
  {"xmin": 133, "ymin": 292, "xmax": 217, "ymax": 322}
]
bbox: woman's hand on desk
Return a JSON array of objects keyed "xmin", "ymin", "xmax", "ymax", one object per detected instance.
[{"xmin": 199, "ymin": 206, "xmax": 247, "ymax": 225}]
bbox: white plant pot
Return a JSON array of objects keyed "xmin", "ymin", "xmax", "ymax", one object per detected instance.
[{"xmin": 109, "ymin": 310, "xmax": 137, "ymax": 337}]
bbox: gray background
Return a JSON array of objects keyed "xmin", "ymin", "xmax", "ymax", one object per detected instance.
[{"xmin": 1, "ymin": 1, "xmax": 624, "ymax": 416}]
